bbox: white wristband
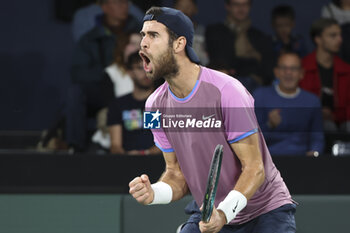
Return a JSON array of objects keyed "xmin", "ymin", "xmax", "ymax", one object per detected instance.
[
  {"xmin": 148, "ymin": 182, "xmax": 173, "ymax": 205},
  {"xmin": 217, "ymin": 190, "xmax": 247, "ymax": 224}
]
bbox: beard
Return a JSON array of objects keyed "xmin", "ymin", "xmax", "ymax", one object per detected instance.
[{"xmin": 148, "ymin": 47, "xmax": 179, "ymax": 81}]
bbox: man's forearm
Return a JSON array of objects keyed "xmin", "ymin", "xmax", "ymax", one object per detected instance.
[
  {"xmin": 234, "ymin": 163, "xmax": 265, "ymax": 200},
  {"xmin": 160, "ymin": 169, "xmax": 189, "ymax": 201}
]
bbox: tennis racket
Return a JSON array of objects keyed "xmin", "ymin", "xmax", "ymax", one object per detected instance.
[{"xmin": 201, "ymin": 144, "xmax": 224, "ymax": 222}]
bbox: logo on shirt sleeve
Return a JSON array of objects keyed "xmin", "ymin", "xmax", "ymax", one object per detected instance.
[{"xmin": 143, "ymin": 110, "xmax": 162, "ymax": 129}]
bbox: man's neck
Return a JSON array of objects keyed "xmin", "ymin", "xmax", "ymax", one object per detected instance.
[
  {"xmin": 226, "ymin": 16, "xmax": 247, "ymax": 27},
  {"xmin": 278, "ymin": 34, "xmax": 291, "ymax": 45},
  {"xmin": 316, "ymin": 48, "xmax": 334, "ymax": 69},
  {"xmin": 276, "ymin": 84, "xmax": 300, "ymax": 98},
  {"xmin": 226, "ymin": 16, "xmax": 251, "ymax": 33},
  {"xmin": 132, "ymin": 88, "xmax": 153, "ymax": 101},
  {"xmin": 167, "ymin": 62, "xmax": 201, "ymax": 99},
  {"xmin": 277, "ymin": 84, "xmax": 298, "ymax": 95}
]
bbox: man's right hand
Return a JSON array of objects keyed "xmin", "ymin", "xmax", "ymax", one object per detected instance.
[
  {"xmin": 268, "ymin": 109, "xmax": 281, "ymax": 129},
  {"xmin": 129, "ymin": 174, "xmax": 154, "ymax": 205},
  {"xmin": 322, "ymin": 107, "xmax": 334, "ymax": 121}
]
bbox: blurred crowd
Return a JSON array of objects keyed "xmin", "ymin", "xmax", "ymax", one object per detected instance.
[{"xmin": 39, "ymin": 0, "xmax": 350, "ymax": 156}]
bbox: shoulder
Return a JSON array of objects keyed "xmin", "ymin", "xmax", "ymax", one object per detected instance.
[
  {"xmin": 145, "ymin": 82, "xmax": 168, "ymax": 109},
  {"xmin": 334, "ymin": 55, "xmax": 350, "ymax": 71},
  {"xmin": 77, "ymin": 25, "xmax": 104, "ymax": 44},
  {"xmin": 302, "ymin": 52, "xmax": 317, "ymax": 68},
  {"xmin": 74, "ymin": 4, "xmax": 102, "ymax": 17},
  {"xmin": 248, "ymin": 26, "xmax": 269, "ymax": 39},
  {"xmin": 201, "ymin": 67, "xmax": 244, "ymax": 92},
  {"xmin": 249, "ymin": 26, "xmax": 265, "ymax": 35},
  {"xmin": 105, "ymin": 64, "xmax": 128, "ymax": 78},
  {"xmin": 248, "ymin": 27, "xmax": 272, "ymax": 48},
  {"xmin": 105, "ymin": 63, "xmax": 119, "ymax": 73},
  {"xmin": 111, "ymin": 93, "xmax": 132, "ymax": 106},
  {"xmin": 253, "ymin": 86, "xmax": 274, "ymax": 98},
  {"xmin": 252, "ymin": 86, "xmax": 276, "ymax": 107},
  {"xmin": 202, "ymin": 67, "xmax": 254, "ymax": 107},
  {"xmin": 118, "ymin": 93, "xmax": 133, "ymax": 101},
  {"xmin": 108, "ymin": 97, "xmax": 120, "ymax": 112},
  {"xmin": 299, "ymin": 89, "xmax": 321, "ymax": 106}
]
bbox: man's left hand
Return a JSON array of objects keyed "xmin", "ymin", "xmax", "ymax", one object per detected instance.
[{"xmin": 199, "ymin": 205, "xmax": 226, "ymax": 233}]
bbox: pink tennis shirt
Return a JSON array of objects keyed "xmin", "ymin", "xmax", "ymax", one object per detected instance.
[{"xmin": 145, "ymin": 66, "xmax": 293, "ymax": 224}]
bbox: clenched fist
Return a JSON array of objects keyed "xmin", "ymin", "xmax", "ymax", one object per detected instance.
[{"xmin": 129, "ymin": 174, "xmax": 154, "ymax": 205}]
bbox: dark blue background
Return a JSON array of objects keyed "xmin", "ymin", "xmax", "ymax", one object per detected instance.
[{"xmin": 0, "ymin": 0, "xmax": 329, "ymax": 130}]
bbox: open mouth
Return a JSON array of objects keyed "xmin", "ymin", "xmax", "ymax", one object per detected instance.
[{"xmin": 139, "ymin": 51, "xmax": 152, "ymax": 73}]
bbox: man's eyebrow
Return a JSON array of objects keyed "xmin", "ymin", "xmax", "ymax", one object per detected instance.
[{"xmin": 140, "ymin": 30, "xmax": 159, "ymax": 36}]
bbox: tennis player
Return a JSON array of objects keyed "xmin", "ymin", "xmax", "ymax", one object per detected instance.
[{"xmin": 129, "ymin": 7, "xmax": 296, "ymax": 233}]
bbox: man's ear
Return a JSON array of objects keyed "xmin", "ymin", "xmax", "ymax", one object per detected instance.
[{"xmin": 173, "ymin": 36, "xmax": 187, "ymax": 54}]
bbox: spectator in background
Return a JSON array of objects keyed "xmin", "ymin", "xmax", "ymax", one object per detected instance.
[
  {"xmin": 91, "ymin": 32, "xmax": 141, "ymax": 150},
  {"xmin": 254, "ymin": 52, "xmax": 324, "ymax": 156},
  {"xmin": 321, "ymin": 0, "xmax": 350, "ymax": 25},
  {"xmin": 321, "ymin": 0, "xmax": 350, "ymax": 63},
  {"xmin": 270, "ymin": 5, "xmax": 308, "ymax": 58},
  {"xmin": 205, "ymin": 0, "xmax": 275, "ymax": 89},
  {"xmin": 106, "ymin": 32, "xmax": 141, "ymax": 97},
  {"xmin": 300, "ymin": 18, "xmax": 350, "ymax": 132},
  {"xmin": 66, "ymin": 0, "xmax": 141, "ymax": 152},
  {"xmin": 71, "ymin": 0, "xmax": 141, "ymax": 86},
  {"xmin": 108, "ymin": 52, "xmax": 160, "ymax": 155},
  {"xmin": 174, "ymin": 0, "xmax": 209, "ymax": 65},
  {"xmin": 72, "ymin": 0, "xmax": 144, "ymax": 42},
  {"xmin": 72, "ymin": 1, "xmax": 102, "ymax": 42}
]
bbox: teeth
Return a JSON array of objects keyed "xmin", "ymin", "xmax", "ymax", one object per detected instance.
[
  {"xmin": 144, "ymin": 54, "xmax": 150, "ymax": 64},
  {"xmin": 141, "ymin": 53, "xmax": 150, "ymax": 64}
]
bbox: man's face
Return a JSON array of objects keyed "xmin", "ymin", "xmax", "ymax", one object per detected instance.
[
  {"xmin": 225, "ymin": 0, "xmax": 251, "ymax": 22},
  {"xmin": 272, "ymin": 17, "xmax": 294, "ymax": 40},
  {"xmin": 124, "ymin": 33, "xmax": 142, "ymax": 61},
  {"xmin": 129, "ymin": 61, "xmax": 153, "ymax": 90},
  {"xmin": 316, "ymin": 24, "xmax": 342, "ymax": 53},
  {"xmin": 102, "ymin": 0, "xmax": 129, "ymax": 22},
  {"xmin": 274, "ymin": 54, "xmax": 303, "ymax": 92},
  {"xmin": 139, "ymin": 21, "xmax": 179, "ymax": 81}
]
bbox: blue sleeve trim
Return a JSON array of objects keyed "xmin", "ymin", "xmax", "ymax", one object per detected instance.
[
  {"xmin": 228, "ymin": 128, "xmax": 258, "ymax": 144},
  {"xmin": 155, "ymin": 142, "xmax": 174, "ymax": 153}
]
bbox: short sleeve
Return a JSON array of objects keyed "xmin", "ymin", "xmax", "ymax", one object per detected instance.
[
  {"xmin": 107, "ymin": 99, "xmax": 122, "ymax": 126},
  {"xmin": 152, "ymin": 129, "xmax": 174, "ymax": 152},
  {"xmin": 145, "ymin": 94, "xmax": 174, "ymax": 153},
  {"xmin": 221, "ymin": 80, "xmax": 259, "ymax": 143}
]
